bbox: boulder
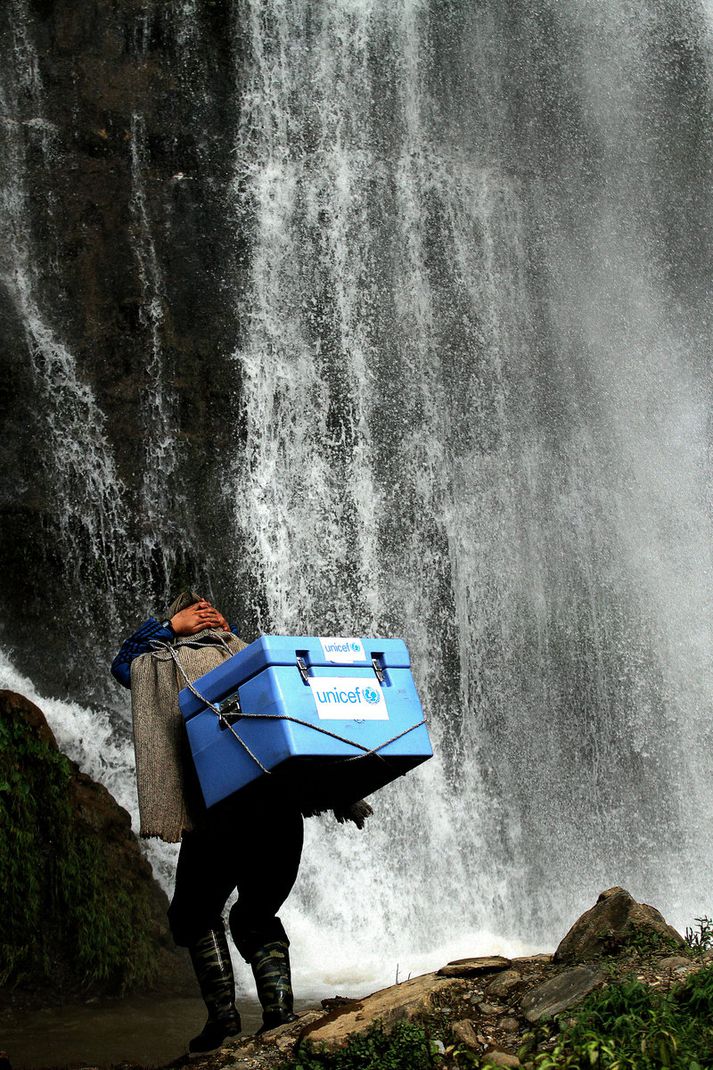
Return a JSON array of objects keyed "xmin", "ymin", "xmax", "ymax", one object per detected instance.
[
  {"xmin": 520, "ymin": 966, "xmax": 605, "ymax": 1022},
  {"xmin": 438, "ymin": 956, "xmax": 512, "ymax": 978},
  {"xmin": 554, "ymin": 887, "xmax": 684, "ymax": 963},
  {"xmin": 0, "ymin": 690, "xmax": 193, "ymax": 1004},
  {"xmin": 300, "ymin": 973, "xmax": 463, "ymax": 1049}
]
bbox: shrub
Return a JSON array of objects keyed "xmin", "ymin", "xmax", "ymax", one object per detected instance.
[
  {"xmin": 283, "ymin": 1021, "xmax": 438, "ymax": 1070},
  {"xmin": 532, "ymin": 967, "xmax": 713, "ymax": 1069}
]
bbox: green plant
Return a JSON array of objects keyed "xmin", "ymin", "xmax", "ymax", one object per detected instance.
[
  {"xmin": 675, "ymin": 963, "xmax": 713, "ymax": 1017},
  {"xmin": 684, "ymin": 917, "xmax": 713, "ymax": 956},
  {"xmin": 281, "ymin": 1021, "xmax": 441, "ymax": 1070},
  {"xmin": 622, "ymin": 928, "xmax": 680, "ymax": 960},
  {"xmin": 530, "ymin": 968, "xmax": 713, "ymax": 1069}
]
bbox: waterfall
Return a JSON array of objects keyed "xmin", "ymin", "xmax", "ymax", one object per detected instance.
[
  {"xmin": 1, "ymin": 0, "xmax": 713, "ymax": 995},
  {"xmin": 0, "ymin": 0, "xmax": 132, "ymax": 624},
  {"xmin": 228, "ymin": 0, "xmax": 713, "ymax": 960}
]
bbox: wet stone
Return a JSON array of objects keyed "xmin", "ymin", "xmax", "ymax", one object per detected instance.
[
  {"xmin": 483, "ymin": 1051, "xmax": 521, "ymax": 1068},
  {"xmin": 657, "ymin": 956, "xmax": 694, "ymax": 972},
  {"xmin": 521, "ymin": 966, "xmax": 605, "ymax": 1023},
  {"xmin": 479, "ymin": 1002, "xmax": 505, "ymax": 1015},
  {"xmin": 452, "ymin": 1020, "xmax": 480, "ymax": 1049},
  {"xmin": 500, "ymin": 1017, "xmax": 521, "ymax": 1033},
  {"xmin": 486, "ymin": 970, "xmax": 523, "ymax": 1000},
  {"xmin": 438, "ymin": 956, "xmax": 512, "ymax": 978}
]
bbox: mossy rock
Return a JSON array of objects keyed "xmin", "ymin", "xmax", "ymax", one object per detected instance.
[
  {"xmin": 554, "ymin": 887, "xmax": 684, "ymax": 964},
  {"xmin": 0, "ymin": 689, "xmax": 184, "ymax": 1000}
]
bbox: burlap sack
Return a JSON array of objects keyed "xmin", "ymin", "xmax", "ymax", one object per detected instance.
[{"xmin": 130, "ymin": 592, "xmax": 246, "ymax": 841}]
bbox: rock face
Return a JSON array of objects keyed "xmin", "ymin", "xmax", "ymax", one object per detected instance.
[
  {"xmin": 520, "ymin": 966, "xmax": 605, "ymax": 1022},
  {"xmin": 301, "ymin": 973, "xmax": 465, "ymax": 1050},
  {"xmin": 0, "ymin": 1, "xmax": 246, "ymax": 694},
  {"xmin": 0, "ymin": 689, "xmax": 193, "ymax": 1004},
  {"xmin": 554, "ymin": 886, "xmax": 684, "ymax": 963}
]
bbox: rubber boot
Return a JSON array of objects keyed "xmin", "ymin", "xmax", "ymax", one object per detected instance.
[
  {"xmin": 188, "ymin": 927, "xmax": 241, "ymax": 1053},
  {"xmin": 251, "ymin": 939, "xmax": 298, "ymax": 1032}
]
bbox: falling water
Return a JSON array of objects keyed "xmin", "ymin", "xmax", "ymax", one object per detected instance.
[
  {"xmin": 227, "ymin": 0, "xmax": 713, "ymax": 971},
  {"xmin": 0, "ymin": 0, "xmax": 132, "ymax": 618},
  {"xmin": 1, "ymin": 0, "xmax": 713, "ymax": 994}
]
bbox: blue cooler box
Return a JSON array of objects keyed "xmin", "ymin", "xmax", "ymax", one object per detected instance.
[{"xmin": 178, "ymin": 635, "xmax": 432, "ymax": 810}]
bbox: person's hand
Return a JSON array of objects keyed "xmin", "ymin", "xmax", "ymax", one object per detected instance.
[{"xmin": 170, "ymin": 600, "xmax": 230, "ymax": 636}]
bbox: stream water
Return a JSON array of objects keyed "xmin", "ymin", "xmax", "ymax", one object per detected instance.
[{"xmin": 2, "ymin": 996, "xmax": 271, "ymax": 1069}]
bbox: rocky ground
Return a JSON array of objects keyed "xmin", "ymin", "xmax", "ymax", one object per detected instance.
[{"xmin": 180, "ymin": 887, "xmax": 709, "ymax": 1070}]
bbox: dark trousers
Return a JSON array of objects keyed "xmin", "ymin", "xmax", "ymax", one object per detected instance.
[{"xmin": 167, "ymin": 790, "xmax": 304, "ymax": 962}]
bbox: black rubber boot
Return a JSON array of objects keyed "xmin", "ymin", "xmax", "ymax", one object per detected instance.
[
  {"xmin": 251, "ymin": 939, "xmax": 298, "ymax": 1033},
  {"xmin": 188, "ymin": 927, "xmax": 241, "ymax": 1053}
]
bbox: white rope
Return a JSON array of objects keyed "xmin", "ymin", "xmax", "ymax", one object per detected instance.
[{"xmin": 225, "ymin": 710, "xmax": 427, "ymax": 763}]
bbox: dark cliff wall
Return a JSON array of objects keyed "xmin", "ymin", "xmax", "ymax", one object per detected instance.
[
  {"xmin": 0, "ymin": 687, "xmax": 193, "ymax": 1001},
  {"xmin": 0, "ymin": 1, "xmax": 253, "ymax": 695}
]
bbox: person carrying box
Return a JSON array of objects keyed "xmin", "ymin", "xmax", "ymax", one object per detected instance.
[{"xmin": 111, "ymin": 591, "xmax": 304, "ymax": 1053}]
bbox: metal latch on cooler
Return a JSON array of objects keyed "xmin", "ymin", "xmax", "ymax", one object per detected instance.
[
  {"xmin": 297, "ymin": 656, "xmax": 310, "ymax": 684},
  {"xmin": 217, "ymin": 690, "xmax": 242, "ymax": 728},
  {"xmin": 297, "ymin": 653, "xmax": 384, "ymax": 683}
]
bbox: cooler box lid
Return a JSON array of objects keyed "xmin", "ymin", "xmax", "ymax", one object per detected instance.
[{"xmin": 179, "ymin": 635, "xmax": 410, "ymax": 721}]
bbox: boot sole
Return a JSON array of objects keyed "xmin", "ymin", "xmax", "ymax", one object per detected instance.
[{"xmin": 188, "ymin": 1027, "xmax": 241, "ymax": 1057}]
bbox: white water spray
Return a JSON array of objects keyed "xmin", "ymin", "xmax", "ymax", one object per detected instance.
[{"xmin": 1, "ymin": 0, "xmax": 713, "ymax": 998}]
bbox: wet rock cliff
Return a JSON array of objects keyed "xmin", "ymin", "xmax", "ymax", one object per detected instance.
[
  {"xmin": 0, "ymin": 687, "xmax": 193, "ymax": 1004},
  {"xmin": 0, "ymin": 1, "xmax": 249, "ymax": 694}
]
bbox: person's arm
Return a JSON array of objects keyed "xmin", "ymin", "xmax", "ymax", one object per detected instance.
[
  {"xmin": 110, "ymin": 617, "xmax": 175, "ymax": 689},
  {"xmin": 111, "ymin": 601, "xmax": 232, "ymax": 689}
]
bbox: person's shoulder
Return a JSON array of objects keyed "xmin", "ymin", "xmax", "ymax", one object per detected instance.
[{"xmin": 227, "ymin": 623, "xmax": 247, "ymax": 645}]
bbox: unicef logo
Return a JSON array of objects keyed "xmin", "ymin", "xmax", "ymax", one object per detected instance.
[
  {"xmin": 350, "ymin": 641, "xmax": 361, "ymax": 652},
  {"xmin": 363, "ymin": 687, "xmax": 380, "ymax": 705}
]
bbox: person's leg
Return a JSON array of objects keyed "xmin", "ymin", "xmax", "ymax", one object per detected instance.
[
  {"xmin": 169, "ymin": 823, "xmax": 242, "ymax": 1052},
  {"xmin": 186, "ymin": 928, "xmax": 241, "ymax": 1053},
  {"xmin": 168, "ymin": 826, "xmax": 240, "ymax": 945},
  {"xmin": 228, "ymin": 805, "xmax": 304, "ymax": 1031},
  {"xmin": 228, "ymin": 804, "xmax": 304, "ymax": 959}
]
